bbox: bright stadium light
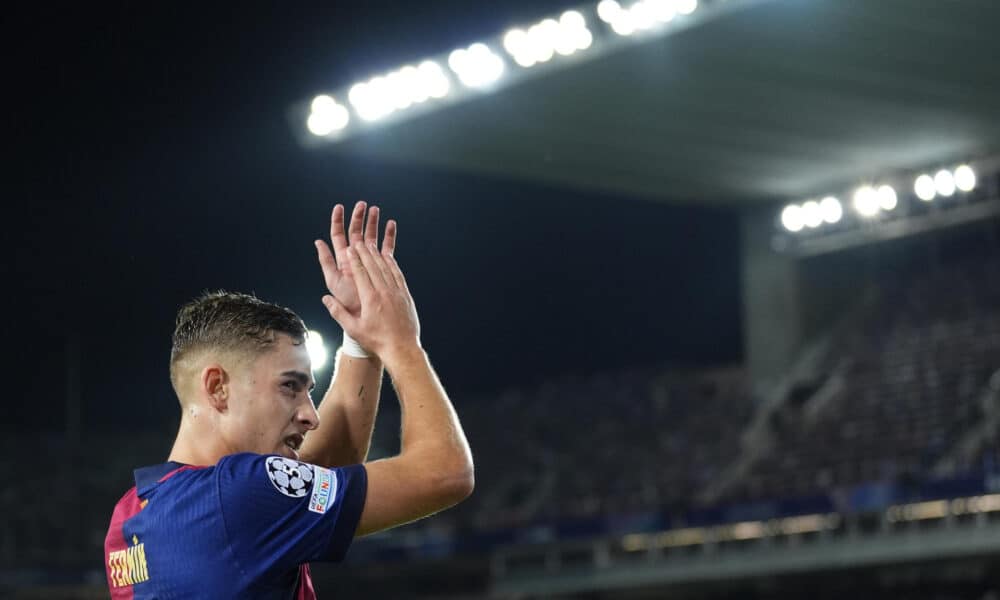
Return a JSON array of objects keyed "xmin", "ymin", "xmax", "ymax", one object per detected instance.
[
  {"xmin": 417, "ymin": 60, "xmax": 451, "ymax": 99},
  {"xmin": 781, "ymin": 205, "xmax": 804, "ymax": 232},
  {"xmin": 347, "ymin": 61, "xmax": 450, "ymax": 122},
  {"xmin": 853, "ymin": 186, "xmax": 881, "ymax": 217},
  {"xmin": 676, "ymin": 0, "xmax": 699, "ymax": 15},
  {"xmin": 306, "ymin": 95, "xmax": 350, "ymax": 136},
  {"xmin": 820, "ymin": 196, "xmax": 842, "ymax": 224},
  {"xmin": 914, "ymin": 174, "xmax": 936, "ymax": 201},
  {"xmin": 877, "ymin": 185, "xmax": 898, "ymax": 211},
  {"xmin": 504, "ymin": 12, "xmax": 592, "ymax": 67},
  {"xmin": 306, "ymin": 330, "xmax": 329, "ymax": 370},
  {"xmin": 647, "ymin": 0, "xmax": 677, "ymax": 22},
  {"xmin": 954, "ymin": 164, "xmax": 977, "ymax": 192},
  {"xmin": 449, "ymin": 43, "xmax": 505, "ymax": 88},
  {"xmin": 630, "ymin": 1, "xmax": 659, "ymax": 31},
  {"xmin": 934, "ymin": 169, "xmax": 956, "ymax": 197},
  {"xmin": 597, "ymin": 0, "xmax": 622, "ymax": 23},
  {"xmin": 802, "ymin": 200, "xmax": 823, "ymax": 228}
]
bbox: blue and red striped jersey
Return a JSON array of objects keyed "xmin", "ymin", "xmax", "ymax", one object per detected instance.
[{"xmin": 104, "ymin": 453, "xmax": 367, "ymax": 599}]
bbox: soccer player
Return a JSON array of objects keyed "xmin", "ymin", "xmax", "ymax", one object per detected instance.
[{"xmin": 104, "ymin": 203, "xmax": 474, "ymax": 598}]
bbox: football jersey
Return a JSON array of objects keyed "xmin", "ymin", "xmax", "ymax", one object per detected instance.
[{"xmin": 104, "ymin": 453, "xmax": 367, "ymax": 599}]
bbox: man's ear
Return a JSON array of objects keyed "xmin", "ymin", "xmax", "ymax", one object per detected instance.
[{"xmin": 202, "ymin": 364, "xmax": 229, "ymax": 413}]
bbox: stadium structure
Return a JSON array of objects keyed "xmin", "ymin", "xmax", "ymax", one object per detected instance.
[{"xmin": 6, "ymin": 0, "xmax": 1000, "ymax": 598}]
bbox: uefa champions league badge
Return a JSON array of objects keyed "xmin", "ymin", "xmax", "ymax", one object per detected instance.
[{"xmin": 265, "ymin": 456, "xmax": 314, "ymax": 498}]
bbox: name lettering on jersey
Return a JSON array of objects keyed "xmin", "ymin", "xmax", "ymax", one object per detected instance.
[
  {"xmin": 309, "ymin": 465, "xmax": 336, "ymax": 514},
  {"xmin": 108, "ymin": 535, "xmax": 150, "ymax": 588}
]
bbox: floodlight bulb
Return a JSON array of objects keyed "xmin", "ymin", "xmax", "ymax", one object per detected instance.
[
  {"xmin": 598, "ymin": 0, "xmax": 622, "ymax": 23},
  {"xmin": 877, "ymin": 185, "xmax": 897, "ymax": 211},
  {"xmin": 449, "ymin": 43, "xmax": 504, "ymax": 88},
  {"xmin": 781, "ymin": 205, "xmax": 804, "ymax": 232},
  {"xmin": 802, "ymin": 201, "xmax": 823, "ymax": 228},
  {"xmin": 819, "ymin": 196, "xmax": 842, "ymax": 224},
  {"xmin": 610, "ymin": 11, "xmax": 637, "ymax": 35},
  {"xmin": 934, "ymin": 169, "xmax": 955, "ymax": 197},
  {"xmin": 676, "ymin": 0, "xmax": 698, "ymax": 15},
  {"xmin": 853, "ymin": 186, "xmax": 880, "ymax": 217},
  {"xmin": 306, "ymin": 330, "xmax": 328, "ymax": 370},
  {"xmin": 560, "ymin": 10, "xmax": 586, "ymax": 30},
  {"xmin": 954, "ymin": 165, "xmax": 976, "ymax": 192},
  {"xmin": 418, "ymin": 60, "xmax": 450, "ymax": 99},
  {"xmin": 647, "ymin": 0, "xmax": 676, "ymax": 22},
  {"xmin": 311, "ymin": 95, "xmax": 336, "ymax": 113},
  {"xmin": 914, "ymin": 174, "xmax": 936, "ymax": 201},
  {"xmin": 630, "ymin": 1, "xmax": 658, "ymax": 30}
]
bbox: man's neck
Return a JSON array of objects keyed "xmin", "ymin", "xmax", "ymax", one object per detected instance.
[{"xmin": 167, "ymin": 420, "xmax": 227, "ymax": 466}]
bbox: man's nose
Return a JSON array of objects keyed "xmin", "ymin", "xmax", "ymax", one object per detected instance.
[{"xmin": 297, "ymin": 399, "xmax": 320, "ymax": 431}]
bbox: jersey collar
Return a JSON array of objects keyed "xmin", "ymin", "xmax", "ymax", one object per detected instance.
[{"xmin": 134, "ymin": 461, "xmax": 189, "ymax": 490}]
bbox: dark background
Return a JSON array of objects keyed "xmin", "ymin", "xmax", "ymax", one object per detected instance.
[{"xmin": 7, "ymin": 1, "xmax": 740, "ymax": 434}]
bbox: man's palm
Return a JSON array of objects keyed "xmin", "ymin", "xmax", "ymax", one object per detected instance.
[{"xmin": 315, "ymin": 202, "xmax": 397, "ymax": 316}]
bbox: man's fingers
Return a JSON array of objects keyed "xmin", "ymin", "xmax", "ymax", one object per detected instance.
[
  {"xmin": 315, "ymin": 240, "xmax": 341, "ymax": 289},
  {"xmin": 347, "ymin": 246, "xmax": 376, "ymax": 299},
  {"xmin": 348, "ymin": 201, "xmax": 366, "ymax": 243},
  {"xmin": 384, "ymin": 252, "xmax": 409, "ymax": 291},
  {"xmin": 365, "ymin": 205, "xmax": 379, "ymax": 247},
  {"xmin": 366, "ymin": 241, "xmax": 397, "ymax": 289},
  {"xmin": 321, "ymin": 294, "xmax": 358, "ymax": 331},
  {"xmin": 355, "ymin": 241, "xmax": 391, "ymax": 291},
  {"xmin": 383, "ymin": 219, "xmax": 397, "ymax": 257},
  {"xmin": 329, "ymin": 204, "xmax": 349, "ymax": 270}
]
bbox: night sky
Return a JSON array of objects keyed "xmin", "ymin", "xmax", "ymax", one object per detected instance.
[{"xmin": 8, "ymin": 2, "xmax": 741, "ymax": 434}]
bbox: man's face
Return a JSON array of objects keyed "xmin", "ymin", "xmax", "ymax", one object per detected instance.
[{"xmin": 221, "ymin": 333, "xmax": 319, "ymax": 460}]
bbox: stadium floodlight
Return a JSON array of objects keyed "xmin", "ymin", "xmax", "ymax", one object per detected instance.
[
  {"xmin": 597, "ymin": 0, "xmax": 622, "ymax": 23},
  {"xmin": 347, "ymin": 61, "xmax": 450, "ymax": 122},
  {"xmin": 914, "ymin": 174, "xmax": 936, "ymax": 201},
  {"xmin": 819, "ymin": 196, "xmax": 842, "ymax": 224},
  {"xmin": 676, "ymin": 0, "xmax": 699, "ymax": 15},
  {"xmin": 306, "ymin": 330, "xmax": 329, "ymax": 370},
  {"xmin": 853, "ymin": 186, "xmax": 881, "ymax": 218},
  {"xmin": 781, "ymin": 204, "xmax": 805, "ymax": 232},
  {"xmin": 954, "ymin": 164, "xmax": 976, "ymax": 192},
  {"xmin": 646, "ymin": 0, "xmax": 677, "ymax": 22},
  {"xmin": 306, "ymin": 95, "xmax": 350, "ymax": 136},
  {"xmin": 630, "ymin": 1, "xmax": 659, "ymax": 31},
  {"xmin": 449, "ymin": 43, "xmax": 505, "ymax": 88},
  {"xmin": 802, "ymin": 200, "xmax": 823, "ymax": 228},
  {"xmin": 504, "ymin": 12, "xmax": 592, "ymax": 68},
  {"xmin": 877, "ymin": 185, "xmax": 897, "ymax": 211},
  {"xmin": 934, "ymin": 169, "xmax": 956, "ymax": 197},
  {"xmin": 417, "ymin": 60, "xmax": 451, "ymax": 99}
]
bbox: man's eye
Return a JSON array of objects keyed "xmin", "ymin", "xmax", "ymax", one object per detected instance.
[{"xmin": 283, "ymin": 381, "xmax": 297, "ymax": 391}]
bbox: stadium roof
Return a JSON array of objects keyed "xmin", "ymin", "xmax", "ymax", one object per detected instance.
[{"xmin": 301, "ymin": 0, "xmax": 1000, "ymax": 206}]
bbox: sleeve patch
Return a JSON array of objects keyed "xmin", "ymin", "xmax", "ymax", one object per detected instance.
[
  {"xmin": 265, "ymin": 456, "xmax": 314, "ymax": 498},
  {"xmin": 308, "ymin": 465, "xmax": 336, "ymax": 514}
]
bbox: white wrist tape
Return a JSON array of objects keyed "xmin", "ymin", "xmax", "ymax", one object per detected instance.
[{"xmin": 341, "ymin": 332, "xmax": 371, "ymax": 358}]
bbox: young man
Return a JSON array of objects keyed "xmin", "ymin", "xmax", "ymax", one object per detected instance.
[{"xmin": 104, "ymin": 203, "xmax": 474, "ymax": 598}]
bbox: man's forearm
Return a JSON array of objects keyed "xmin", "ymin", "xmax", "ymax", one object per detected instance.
[{"xmin": 299, "ymin": 349, "xmax": 383, "ymax": 467}]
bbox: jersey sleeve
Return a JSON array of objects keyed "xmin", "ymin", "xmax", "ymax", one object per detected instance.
[{"xmin": 216, "ymin": 453, "xmax": 367, "ymax": 576}]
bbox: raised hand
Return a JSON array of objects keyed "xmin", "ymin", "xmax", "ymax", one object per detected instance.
[
  {"xmin": 315, "ymin": 202, "xmax": 397, "ymax": 317},
  {"xmin": 320, "ymin": 240, "xmax": 421, "ymax": 362}
]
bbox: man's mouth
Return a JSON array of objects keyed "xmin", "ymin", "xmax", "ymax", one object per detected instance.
[{"xmin": 283, "ymin": 434, "xmax": 304, "ymax": 459}]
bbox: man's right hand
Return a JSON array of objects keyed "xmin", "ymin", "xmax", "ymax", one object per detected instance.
[
  {"xmin": 315, "ymin": 202, "xmax": 397, "ymax": 319},
  {"xmin": 320, "ymin": 239, "xmax": 421, "ymax": 365}
]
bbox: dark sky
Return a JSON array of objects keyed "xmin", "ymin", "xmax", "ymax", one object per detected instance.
[{"xmin": 8, "ymin": 2, "xmax": 741, "ymax": 433}]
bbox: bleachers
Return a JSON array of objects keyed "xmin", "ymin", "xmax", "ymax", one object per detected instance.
[{"xmin": 729, "ymin": 252, "xmax": 1000, "ymax": 504}]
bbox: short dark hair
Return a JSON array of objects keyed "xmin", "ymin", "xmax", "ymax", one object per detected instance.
[{"xmin": 169, "ymin": 291, "xmax": 307, "ymax": 391}]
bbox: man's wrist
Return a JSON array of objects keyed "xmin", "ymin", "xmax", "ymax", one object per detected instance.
[
  {"xmin": 378, "ymin": 342, "xmax": 426, "ymax": 371},
  {"xmin": 341, "ymin": 332, "xmax": 371, "ymax": 358}
]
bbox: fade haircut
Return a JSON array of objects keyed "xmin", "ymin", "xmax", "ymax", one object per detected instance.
[{"xmin": 169, "ymin": 291, "xmax": 307, "ymax": 394}]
